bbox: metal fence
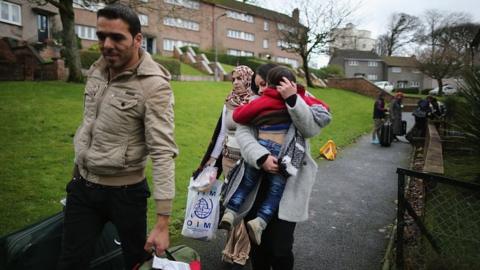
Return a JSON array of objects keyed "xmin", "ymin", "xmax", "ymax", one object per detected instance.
[{"xmin": 395, "ymin": 168, "xmax": 480, "ymax": 270}]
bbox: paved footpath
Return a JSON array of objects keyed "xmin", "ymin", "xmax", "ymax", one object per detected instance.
[{"xmin": 181, "ymin": 113, "xmax": 414, "ymax": 270}]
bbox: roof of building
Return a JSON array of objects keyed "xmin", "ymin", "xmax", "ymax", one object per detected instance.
[
  {"xmin": 201, "ymin": 0, "xmax": 302, "ymax": 26},
  {"xmin": 330, "ymin": 49, "xmax": 381, "ymax": 60},
  {"xmin": 382, "ymin": 56, "xmax": 419, "ymax": 67}
]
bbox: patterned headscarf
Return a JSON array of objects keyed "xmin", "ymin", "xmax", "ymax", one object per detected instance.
[{"xmin": 226, "ymin": 65, "xmax": 254, "ymax": 107}]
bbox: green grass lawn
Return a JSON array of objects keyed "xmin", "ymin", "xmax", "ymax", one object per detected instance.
[
  {"xmin": 0, "ymin": 81, "xmax": 373, "ymax": 241},
  {"xmin": 180, "ymin": 63, "xmax": 207, "ymax": 76},
  {"xmin": 220, "ymin": 63, "xmax": 235, "ymax": 74}
]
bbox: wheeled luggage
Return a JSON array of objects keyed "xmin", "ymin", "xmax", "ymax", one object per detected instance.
[
  {"xmin": 401, "ymin": 120, "xmax": 407, "ymax": 136},
  {"xmin": 380, "ymin": 120, "xmax": 393, "ymax": 147},
  {"xmin": 0, "ymin": 211, "xmax": 124, "ymax": 270}
]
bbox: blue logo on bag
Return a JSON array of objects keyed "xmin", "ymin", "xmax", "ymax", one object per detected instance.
[{"xmin": 193, "ymin": 198, "xmax": 213, "ymax": 219}]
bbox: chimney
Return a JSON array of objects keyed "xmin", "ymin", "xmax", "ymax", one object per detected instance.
[{"xmin": 292, "ymin": 8, "xmax": 299, "ymax": 22}]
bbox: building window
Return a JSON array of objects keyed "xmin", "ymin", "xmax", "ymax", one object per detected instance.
[
  {"xmin": 368, "ymin": 61, "xmax": 378, "ymax": 67},
  {"xmin": 276, "ymin": 57, "xmax": 298, "ymax": 68},
  {"xmin": 163, "ymin": 38, "xmax": 198, "ymax": 51},
  {"xmin": 164, "ymin": 0, "xmax": 199, "ymax": 10},
  {"xmin": 75, "ymin": 25, "xmax": 97, "ymax": 41},
  {"xmin": 226, "ymin": 10, "xmax": 253, "ymax": 23},
  {"xmin": 0, "ymin": 1, "xmax": 21, "ymax": 26},
  {"xmin": 263, "ymin": 39, "xmax": 268, "ymax": 49},
  {"xmin": 227, "ymin": 29, "xmax": 254, "ymax": 41},
  {"xmin": 348, "ymin": 60, "xmax": 359, "ymax": 66},
  {"xmin": 367, "ymin": 74, "xmax": 378, "ymax": 80},
  {"xmin": 138, "ymin": 14, "xmax": 148, "ymax": 26},
  {"xmin": 410, "ymin": 81, "xmax": 420, "ymax": 87},
  {"xmin": 277, "ymin": 40, "xmax": 299, "ymax": 49},
  {"xmin": 227, "ymin": 49, "xmax": 254, "ymax": 57},
  {"xmin": 396, "ymin": 80, "xmax": 408, "ymax": 88},
  {"xmin": 73, "ymin": 0, "xmax": 105, "ymax": 11},
  {"xmin": 277, "ymin": 23, "xmax": 296, "ymax": 33},
  {"xmin": 264, "ymin": 21, "xmax": 269, "ymax": 31},
  {"xmin": 163, "ymin": 17, "xmax": 199, "ymax": 31},
  {"xmin": 362, "ymin": 44, "xmax": 366, "ymax": 49},
  {"xmin": 354, "ymin": 73, "xmax": 365, "ymax": 78},
  {"xmin": 392, "ymin": 67, "xmax": 402, "ymax": 73}
]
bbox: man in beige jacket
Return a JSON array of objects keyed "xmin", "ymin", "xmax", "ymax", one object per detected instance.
[{"xmin": 57, "ymin": 4, "xmax": 178, "ymax": 270}]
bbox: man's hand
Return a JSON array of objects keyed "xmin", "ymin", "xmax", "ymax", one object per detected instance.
[
  {"xmin": 277, "ymin": 77, "xmax": 297, "ymax": 99},
  {"xmin": 144, "ymin": 215, "xmax": 170, "ymax": 256},
  {"xmin": 261, "ymin": 155, "xmax": 279, "ymax": 174}
]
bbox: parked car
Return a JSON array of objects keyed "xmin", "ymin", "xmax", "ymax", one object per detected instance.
[
  {"xmin": 428, "ymin": 85, "xmax": 457, "ymax": 96},
  {"xmin": 374, "ymin": 81, "xmax": 394, "ymax": 92}
]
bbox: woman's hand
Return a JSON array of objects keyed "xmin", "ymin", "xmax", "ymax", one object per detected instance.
[{"xmin": 277, "ymin": 77, "xmax": 297, "ymax": 99}]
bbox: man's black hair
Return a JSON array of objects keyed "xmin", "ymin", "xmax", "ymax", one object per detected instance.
[
  {"xmin": 97, "ymin": 3, "xmax": 141, "ymax": 37},
  {"xmin": 266, "ymin": 66, "xmax": 296, "ymax": 87}
]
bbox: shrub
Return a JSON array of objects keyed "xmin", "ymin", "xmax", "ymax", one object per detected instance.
[
  {"xmin": 152, "ymin": 55, "xmax": 181, "ymax": 76},
  {"xmin": 393, "ymin": 87, "xmax": 420, "ymax": 94},
  {"xmin": 80, "ymin": 50, "xmax": 101, "ymax": 69},
  {"xmin": 312, "ymin": 65, "xmax": 344, "ymax": 79},
  {"xmin": 179, "ymin": 46, "xmax": 200, "ymax": 54},
  {"xmin": 202, "ymin": 52, "xmax": 272, "ymax": 71},
  {"xmin": 421, "ymin": 88, "xmax": 432, "ymax": 95},
  {"xmin": 88, "ymin": 44, "xmax": 100, "ymax": 52},
  {"xmin": 79, "ymin": 52, "xmax": 181, "ymax": 76},
  {"xmin": 450, "ymin": 69, "xmax": 480, "ymax": 153}
]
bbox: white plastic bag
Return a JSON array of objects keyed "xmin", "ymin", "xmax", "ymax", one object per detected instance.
[
  {"xmin": 181, "ymin": 179, "xmax": 223, "ymax": 241},
  {"xmin": 190, "ymin": 166, "xmax": 218, "ymax": 192},
  {"xmin": 152, "ymin": 256, "xmax": 190, "ymax": 270}
]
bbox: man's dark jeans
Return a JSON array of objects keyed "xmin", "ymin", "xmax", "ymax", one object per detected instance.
[{"xmin": 57, "ymin": 176, "xmax": 150, "ymax": 270}]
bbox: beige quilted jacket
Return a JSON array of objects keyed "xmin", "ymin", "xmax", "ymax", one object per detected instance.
[{"xmin": 74, "ymin": 51, "xmax": 178, "ymax": 214}]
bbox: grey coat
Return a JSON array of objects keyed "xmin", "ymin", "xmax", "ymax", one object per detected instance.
[{"xmin": 224, "ymin": 97, "xmax": 329, "ymax": 223}]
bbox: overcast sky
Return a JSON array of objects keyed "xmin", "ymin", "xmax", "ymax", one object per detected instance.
[{"xmin": 257, "ymin": 0, "xmax": 480, "ymax": 67}]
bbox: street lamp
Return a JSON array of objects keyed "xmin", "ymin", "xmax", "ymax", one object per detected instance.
[{"xmin": 214, "ymin": 13, "xmax": 226, "ymax": 82}]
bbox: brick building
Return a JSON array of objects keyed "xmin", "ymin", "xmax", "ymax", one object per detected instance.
[{"xmin": 1, "ymin": 0, "xmax": 303, "ymax": 68}]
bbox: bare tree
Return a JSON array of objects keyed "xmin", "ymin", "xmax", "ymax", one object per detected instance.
[
  {"xmin": 277, "ymin": 0, "xmax": 358, "ymax": 87},
  {"xmin": 30, "ymin": 0, "xmax": 153, "ymax": 82},
  {"xmin": 32, "ymin": 0, "xmax": 83, "ymax": 82},
  {"xmin": 376, "ymin": 13, "xmax": 420, "ymax": 56},
  {"xmin": 375, "ymin": 34, "xmax": 390, "ymax": 56},
  {"xmin": 417, "ymin": 10, "xmax": 473, "ymax": 95}
]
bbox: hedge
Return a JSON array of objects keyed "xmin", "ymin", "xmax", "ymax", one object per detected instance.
[
  {"xmin": 393, "ymin": 87, "xmax": 421, "ymax": 94},
  {"xmin": 203, "ymin": 52, "xmax": 270, "ymax": 72},
  {"xmin": 152, "ymin": 55, "xmax": 181, "ymax": 76},
  {"xmin": 80, "ymin": 51, "xmax": 101, "ymax": 69},
  {"xmin": 79, "ymin": 51, "xmax": 181, "ymax": 76}
]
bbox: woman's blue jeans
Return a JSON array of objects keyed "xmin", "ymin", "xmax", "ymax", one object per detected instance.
[{"xmin": 227, "ymin": 139, "xmax": 286, "ymax": 222}]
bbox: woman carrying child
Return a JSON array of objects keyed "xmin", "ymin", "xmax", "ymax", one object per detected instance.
[{"xmin": 221, "ymin": 66, "xmax": 331, "ymax": 270}]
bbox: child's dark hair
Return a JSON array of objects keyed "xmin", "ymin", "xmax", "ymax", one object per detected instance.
[
  {"xmin": 97, "ymin": 4, "xmax": 141, "ymax": 37},
  {"xmin": 256, "ymin": 63, "xmax": 278, "ymax": 82},
  {"xmin": 266, "ymin": 66, "xmax": 296, "ymax": 87}
]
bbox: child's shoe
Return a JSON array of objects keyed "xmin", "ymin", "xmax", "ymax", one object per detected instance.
[
  {"xmin": 246, "ymin": 217, "xmax": 267, "ymax": 245},
  {"xmin": 219, "ymin": 210, "xmax": 235, "ymax": 230}
]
